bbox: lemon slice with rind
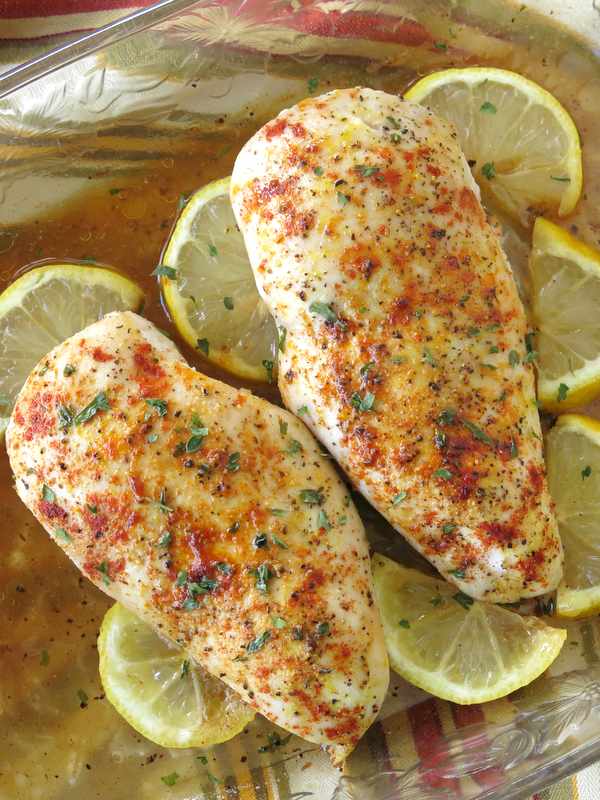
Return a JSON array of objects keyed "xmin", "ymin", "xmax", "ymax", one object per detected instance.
[
  {"xmin": 98, "ymin": 603, "xmax": 255, "ymax": 748},
  {"xmin": 531, "ymin": 217, "xmax": 600, "ymax": 411},
  {"xmin": 405, "ymin": 67, "xmax": 582, "ymax": 225},
  {"xmin": 0, "ymin": 262, "xmax": 144, "ymax": 437},
  {"xmin": 160, "ymin": 177, "xmax": 278, "ymax": 382},
  {"xmin": 372, "ymin": 554, "xmax": 566, "ymax": 704},
  {"xmin": 546, "ymin": 414, "xmax": 600, "ymax": 618}
]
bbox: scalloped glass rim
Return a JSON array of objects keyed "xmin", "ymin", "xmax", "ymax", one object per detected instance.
[{"xmin": 1, "ymin": 1, "xmax": 600, "ymax": 799}]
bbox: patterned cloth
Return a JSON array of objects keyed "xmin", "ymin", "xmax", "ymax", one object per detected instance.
[{"xmin": 0, "ymin": 2, "xmax": 598, "ymax": 798}]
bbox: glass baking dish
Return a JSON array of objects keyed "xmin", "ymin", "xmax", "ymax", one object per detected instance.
[{"xmin": 2, "ymin": 1, "xmax": 600, "ymax": 798}]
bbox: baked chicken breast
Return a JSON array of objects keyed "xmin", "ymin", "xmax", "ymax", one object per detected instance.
[
  {"xmin": 231, "ymin": 87, "xmax": 563, "ymax": 603},
  {"xmin": 6, "ymin": 310, "xmax": 388, "ymax": 763}
]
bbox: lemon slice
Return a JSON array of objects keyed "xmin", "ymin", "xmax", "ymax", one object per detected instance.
[
  {"xmin": 405, "ymin": 67, "xmax": 582, "ymax": 225},
  {"xmin": 372, "ymin": 554, "xmax": 566, "ymax": 704},
  {"xmin": 0, "ymin": 263, "xmax": 144, "ymax": 436},
  {"xmin": 546, "ymin": 414, "xmax": 600, "ymax": 618},
  {"xmin": 98, "ymin": 603, "xmax": 255, "ymax": 748},
  {"xmin": 160, "ymin": 177, "xmax": 278, "ymax": 382},
  {"xmin": 531, "ymin": 217, "xmax": 600, "ymax": 411}
]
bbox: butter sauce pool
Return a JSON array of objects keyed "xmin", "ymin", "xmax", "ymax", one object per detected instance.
[{"xmin": 1, "ymin": 2, "xmax": 600, "ymax": 797}]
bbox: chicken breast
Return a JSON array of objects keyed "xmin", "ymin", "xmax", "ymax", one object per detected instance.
[
  {"xmin": 231, "ymin": 87, "xmax": 563, "ymax": 603},
  {"xmin": 6, "ymin": 310, "xmax": 388, "ymax": 763}
]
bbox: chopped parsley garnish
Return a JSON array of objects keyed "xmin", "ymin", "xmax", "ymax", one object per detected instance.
[
  {"xmin": 262, "ymin": 359, "xmax": 275, "ymax": 383},
  {"xmin": 270, "ymin": 508, "xmax": 286, "ymax": 517},
  {"xmin": 337, "ymin": 191, "xmax": 350, "ymax": 206},
  {"xmin": 147, "ymin": 433, "xmax": 158, "ymax": 443},
  {"xmin": 309, "ymin": 301, "xmax": 339, "ymax": 324},
  {"xmin": 582, "ymin": 465, "xmax": 592, "ymax": 479},
  {"xmin": 161, "ymin": 772, "xmax": 180, "ymax": 787},
  {"xmin": 386, "ymin": 116, "xmax": 401, "ymax": 129},
  {"xmin": 462, "ymin": 419, "xmax": 495, "ymax": 447},
  {"xmin": 433, "ymin": 468, "xmax": 453, "ymax": 480},
  {"xmin": 227, "ymin": 452, "xmax": 241, "ymax": 472},
  {"xmin": 58, "ymin": 404, "xmax": 74, "ymax": 430},
  {"xmin": 434, "ymin": 429, "xmax": 447, "ymax": 449},
  {"xmin": 286, "ymin": 439, "xmax": 302, "ymax": 456},
  {"xmin": 313, "ymin": 166, "xmax": 324, "ymax": 176},
  {"xmin": 188, "ymin": 576, "xmax": 217, "ymax": 595},
  {"xmin": 55, "ymin": 528, "xmax": 72, "ymax": 542},
  {"xmin": 42, "ymin": 484, "xmax": 56, "ymax": 503},
  {"xmin": 430, "ymin": 596, "xmax": 443, "ymax": 607},
  {"xmin": 278, "ymin": 327, "xmax": 287, "ymax": 352},
  {"xmin": 186, "ymin": 415, "xmax": 208, "ymax": 453},
  {"xmin": 96, "ymin": 561, "xmax": 110, "ymax": 586},
  {"xmin": 297, "ymin": 405, "xmax": 309, "ymax": 416},
  {"xmin": 216, "ymin": 562, "xmax": 233, "ymax": 575},
  {"xmin": 176, "ymin": 570, "xmax": 188, "ymax": 586},
  {"xmin": 223, "ymin": 296, "xmax": 234, "ymax": 310},
  {"xmin": 557, "ymin": 383, "xmax": 569, "ymax": 402},
  {"xmin": 307, "ymin": 77, "xmax": 319, "ymax": 94},
  {"xmin": 247, "ymin": 630, "xmax": 271, "ymax": 654},
  {"xmin": 40, "ymin": 649, "xmax": 50, "ymax": 666},
  {"xmin": 87, "ymin": 504, "xmax": 97, "ymax": 514},
  {"xmin": 317, "ymin": 509, "xmax": 332, "ymax": 530},
  {"xmin": 550, "ymin": 175, "xmax": 571, "ymax": 182},
  {"xmin": 434, "ymin": 41, "xmax": 448, "ymax": 50},
  {"xmin": 467, "ymin": 327, "xmax": 480, "ymax": 338},
  {"xmin": 152, "ymin": 264, "xmax": 177, "ymax": 280},
  {"xmin": 360, "ymin": 361, "xmax": 376, "ymax": 377},
  {"xmin": 228, "ymin": 521, "xmax": 240, "ymax": 534},
  {"xmin": 272, "ymin": 534, "xmax": 288, "ymax": 549},
  {"xmin": 489, "ymin": 345, "xmax": 500, "ymax": 354},
  {"xmin": 350, "ymin": 391, "xmax": 375, "ymax": 412},
  {"xmin": 208, "ymin": 244, "xmax": 218, "ymax": 257},
  {"xmin": 63, "ymin": 364, "xmax": 76, "ymax": 377},
  {"xmin": 356, "ymin": 165, "xmax": 380, "ymax": 177},
  {"xmin": 422, "ymin": 348, "xmax": 437, "ymax": 367},
  {"xmin": 258, "ymin": 731, "xmax": 293, "ymax": 752},
  {"xmin": 145, "ymin": 398, "xmax": 168, "ymax": 417},
  {"xmin": 480, "ymin": 101, "xmax": 497, "ymax": 114},
  {"xmin": 77, "ymin": 689, "xmax": 89, "ymax": 707},
  {"xmin": 197, "ymin": 338, "xmax": 210, "ymax": 356},
  {"xmin": 74, "ymin": 392, "xmax": 110, "ymax": 426},
  {"xmin": 392, "ymin": 491, "xmax": 408, "ymax": 505},
  {"xmin": 154, "ymin": 487, "xmax": 173, "ymax": 513},
  {"xmin": 508, "ymin": 350, "xmax": 520, "ymax": 367},
  {"xmin": 254, "ymin": 563, "xmax": 272, "ymax": 593},
  {"xmin": 299, "ymin": 488, "xmax": 324, "ymax": 505},
  {"xmin": 391, "ymin": 356, "xmax": 405, "ymax": 364},
  {"xmin": 510, "ymin": 439, "xmax": 519, "ymax": 459},
  {"xmin": 157, "ymin": 531, "xmax": 172, "ymax": 548},
  {"xmin": 181, "ymin": 659, "xmax": 190, "ymax": 678},
  {"xmin": 316, "ymin": 621, "xmax": 330, "ymax": 637},
  {"xmin": 438, "ymin": 408, "xmax": 457, "ymax": 425},
  {"xmin": 398, "ymin": 619, "xmax": 411, "ymax": 629},
  {"xmin": 442, "ymin": 523, "xmax": 457, "ymax": 534},
  {"xmin": 279, "ymin": 419, "xmax": 288, "ymax": 437},
  {"xmin": 453, "ymin": 592, "xmax": 474, "ymax": 610},
  {"xmin": 481, "ymin": 162, "xmax": 496, "ymax": 179},
  {"xmin": 109, "ymin": 187, "xmax": 122, "ymax": 195},
  {"xmin": 272, "ymin": 616, "xmax": 287, "ymax": 629},
  {"xmin": 450, "ymin": 568, "xmax": 465, "ymax": 579},
  {"xmin": 253, "ymin": 533, "xmax": 268, "ymax": 549}
]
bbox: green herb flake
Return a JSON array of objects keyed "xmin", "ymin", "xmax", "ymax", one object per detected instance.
[
  {"xmin": 337, "ymin": 191, "xmax": 350, "ymax": 206},
  {"xmin": 299, "ymin": 488, "xmax": 324, "ymax": 506},
  {"xmin": 360, "ymin": 361, "xmax": 376, "ymax": 377},
  {"xmin": 247, "ymin": 629, "xmax": 271, "ymax": 654},
  {"xmin": 176, "ymin": 570, "xmax": 188, "ymax": 586},
  {"xmin": 155, "ymin": 487, "xmax": 173, "ymax": 514},
  {"xmin": 292, "ymin": 626, "xmax": 304, "ymax": 640},
  {"xmin": 309, "ymin": 301, "xmax": 338, "ymax": 324},
  {"xmin": 197, "ymin": 338, "xmax": 210, "ymax": 356},
  {"xmin": 181, "ymin": 659, "xmax": 190, "ymax": 678},
  {"xmin": 146, "ymin": 398, "xmax": 168, "ymax": 417},
  {"xmin": 453, "ymin": 591, "xmax": 474, "ymax": 610},
  {"xmin": 434, "ymin": 41, "xmax": 448, "ymax": 50},
  {"xmin": 272, "ymin": 616, "xmax": 287, "ymax": 629},
  {"xmin": 392, "ymin": 491, "xmax": 408, "ymax": 506},
  {"xmin": 313, "ymin": 166, "xmax": 324, "ymax": 176},
  {"xmin": 307, "ymin": 77, "xmax": 319, "ymax": 94},
  {"xmin": 208, "ymin": 244, "xmax": 218, "ymax": 257},
  {"xmin": 216, "ymin": 562, "xmax": 233, "ymax": 575},
  {"xmin": 55, "ymin": 528, "xmax": 72, "ymax": 543},
  {"xmin": 550, "ymin": 175, "xmax": 571, "ymax": 182},
  {"xmin": 161, "ymin": 772, "xmax": 180, "ymax": 787},
  {"xmin": 430, "ymin": 596, "xmax": 443, "ymax": 607},
  {"xmin": 582, "ymin": 465, "xmax": 592, "ymax": 479},
  {"xmin": 262, "ymin": 359, "xmax": 275, "ymax": 383},
  {"xmin": 463, "ymin": 419, "xmax": 495, "ymax": 447},
  {"xmin": 356, "ymin": 165, "xmax": 380, "ymax": 177},
  {"xmin": 438, "ymin": 408, "xmax": 457, "ymax": 425},
  {"xmin": 316, "ymin": 621, "xmax": 330, "ymax": 636},
  {"xmin": 96, "ymin": 561, "xmax": 110, "ymax": 586},
  {"xmin": 481, "ymin": 162, "xmax": 496, "ymax": 180},
  {"xmin": 285, "ymin": 439, "xmax": 303, "ymax": 456},
  {"xmin": 152, "ymin": 264, "xmax": 177, "ymax": 280},
  {"xmin": 350, "ymin": 391, "xmax": 375, "ymax": 412},
  {"xmin": 270, "ymin": 508, "xmax": 286, "ymax": 517},
  {"xmin": 272, "ymin": 534, "xmax": 288, "ymax": 549},
  {"xmin": 398, "ymin": 619, "xmax": 411, "ymax": 629},
  {"xmin": 434, "ymin": 429, "xmax": 447, "ymax": 449},
  {"xmin": 77, "ymin": 688, "xmax": 89, "ymax": 707},
  {"xmin": 279, "ymin": 419, "xmax": 288, "ymax": 437},
  {"xmin": 147, "ymin": 433, "xmax": 159, "ymax": 443},
  {"xmin": 508, "ymin": 350, "xmax": 520, "ymax": 367},
  {"xmin": 450, "ymin": 568, "xmax": 466, "ymax": 579},
  {"xmin": 489, "ymin": 345, "xmax": 500, "ymax": 354},
  {"xmin": 40, "ymin": 649, "xmax": 50, "ymax": 666},
  {"xmin": 254, "ymin": 564, "xmax": 272, "ymax": 593},
  {"xmin": 317, "ymin": 509, "xmax": 332, "ymax": 530},
  {"xmin": 42, "ymin": 484, "xmax": 56, "ymax": 503},
  {"xmin": 63, "ymin": 364, "xmax": 76, "ymax": 377},
  {"xmin": 297, "ymin": 405, "xmax": 309, "ymax": 416},
  {"xmin": 223, "ymin": 296, "xmax": 234, "ymax": 310},
  {"xmin": 557, "ymin": 383, "xmax": 569, "ymax": 402},
  {"xmin": 433, "ymin": 468, "xmax": 453, "ymax": 481},
  {"xmin": 480, "ymin": 101, "xmax": 497, "ymax": 114},
  {"xmin": 109, "ymin": 187, "xmax": 122, "ymax": 195},
  {"xmin": 157, "ymin": 531, "xmax": 172, "ymax": 548},
  {"xmin": 423, "ymin": 347, "xmax": 437, "ymax": 367},
  {"xmin": 227, "ymin": 452, "xmax": 241, "ymax": 472},
  {"xmin": 510, "ymin": 439, "xmax": 519, "ymax": 459},
  {"xmin": 74, "ymin": 392, "xmax": 110, "ymax": 426},
  {"xmin": 442, "ymin": 523, "xmax": 457, "ymax": 534}
]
